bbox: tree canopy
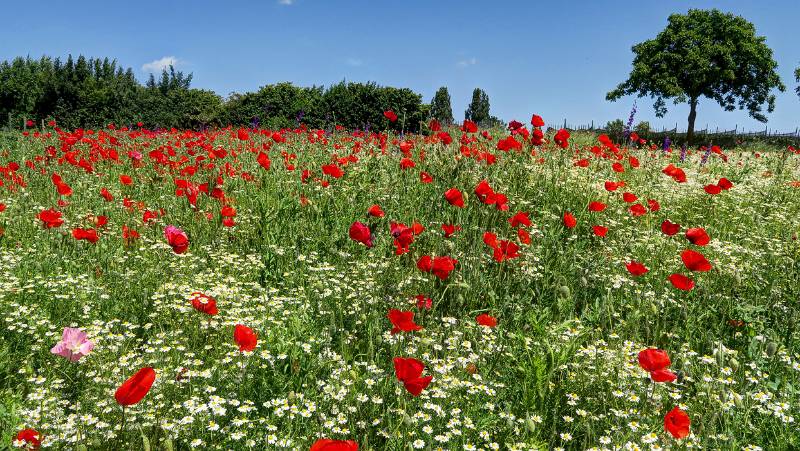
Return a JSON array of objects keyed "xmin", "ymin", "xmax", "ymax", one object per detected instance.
[
  {"xmin": 430, "ymin": 87, "xmax": 454, "ymax": 125},
  {"xmin": 606, "ymin": 9, "xmax": 785, "ymax": 144}
]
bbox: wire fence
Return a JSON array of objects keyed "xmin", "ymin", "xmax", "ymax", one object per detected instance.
[{"xmin": 558, "ymin": 119, "xmax": 800, "ymax": 138}]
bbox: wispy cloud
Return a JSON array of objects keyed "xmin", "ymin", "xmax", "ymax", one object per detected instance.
[
  {"xmin": 346, "ymin": 57, "xmax": 363, "ymax": 67},
  {"xmin": 278, "ymin": 0, "xmax": 295, "ymax": 5},
  {"xmin": 142, "ymin": 56, "xmax": 182, "ymax": 72},
  {"xmin": 457, "ymin": 57, "xmax": 478, "ymax": 68}
]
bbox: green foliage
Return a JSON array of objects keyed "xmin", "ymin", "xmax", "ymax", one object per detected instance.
[
  {"xmin": 222, "ymin": 82, "xmax": 325, "ymax": 130},
  {"xmin": 464, "ymin": 88, "xmax": 491, "ymax": 126},
  {"xmin": 430, "ymin": 86, "xmax": 454, "ymax": 125},
  {"xmin": 605, "ymin": 119, "xmax": 624, "ymax": 142},
  {"xmin": 634, "ymin": 121, "xmax": 650, "ymax": 139},
  {"xmin": 606, "ymin": 9, "xmax": 785, "ymax": 142},
  {"xmin": 795, "ymin": 65, "xmax": 799, "ymax": 99}
]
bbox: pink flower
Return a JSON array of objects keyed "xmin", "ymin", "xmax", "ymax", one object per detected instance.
[
  {"xmin": 51, "ymin": 327, "xmax": 94, "ymax": 362},
  {"xmin": 164, "ymin": 225, "xmax": 189, "ymax": 254}
]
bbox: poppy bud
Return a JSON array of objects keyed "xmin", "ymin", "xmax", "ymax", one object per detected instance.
[
  {"xmin": 765, "ymin": 342, "xmax": 777, "ymax": 357},
  {"xmin": 402, "ymin": 412, "xmax": 413, "ymax": 426},
  {"xmin": 525, "ymin": 417, "xmax": 537, "ymax": 432},
  {"xmin": 76, "ymin": 445, "xmax": 88, "ymax": 451},
  {"xmin": 288, "ymin": 391, "xmax": 296, "ymax": 402},
  {"xmin": 142, "ymin": 434, "xmax": 151, "ymax": 451},
  {"xmin": 580, "ymin": 277, "xmax": 588, "ymax": 287},
  {"xmin": 558, "ymin": 285, "xmax": 571, "ymax": 298},
  {"xmin": 729, "ymin": 358, "xmax": 739, "ymax": 372}
]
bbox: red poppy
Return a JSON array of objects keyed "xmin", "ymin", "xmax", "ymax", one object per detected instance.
[
  {"xmin": 237, "ymin": 129, "xmax": 250, "ymax": 141},
  {"xmin": 390, "ymin": 222, "xmax": 415, "ymax": 255},
  {"xmin": 100, "ymin": 187, "xmax": 114, "ymax": 201},
  {"xmin": 509, "ymin": 211, "xmax": 531, "ymax": 228},
  {"xmin": 190, "ymin": 292, "xmax": 218, "ymax": 316},
  {"xmin": 668, "ymin": 273, "xmax": 695, "ymax": 291},
  {"xmin": 164, "ymin": 225, "xmax": 189, "ymax": 254},
  {"xmin": 367, "ymin": 205, "xmax": 385, "ymax": 218},
  {"xmin": 420, "ymin": 172, "xmax": 433, "ymax": 183},
  {"xmin": 622, "ymin": 192, "xmax": 638, "ymax": 203},
  {"xmin": 661, "ymin": 220, "xmax": 681, "ymax": 236},
  {"xmin": 349, "ymin": 222, "xmax": 373, "ymax": 248},
  {"xmin": 531, "ymin": 114, "xmax": 545, "ymax": 127},
  {"xmin": 387, "ymin": 309, "xmax": 423, "ymax": 334},
  {"xmin": 461, "ymin": 120, "xmax": 478, "ymax": 133},
  {"xmin": 664, "ymin": 407, "xmax": 691, "ymax": 439},
  {"xmin": 662, "ymin": 164, "xmax": 687, "ymax": 183},
  {"xmin": 554, "ymin": 129, "xmax": 570, "ymax": 148},
  {"xmin": 604, "ymin": 181, "xmax": 621, "ymax": 192},
  {"xmin": 681, "ymin": 249, "xmax": 712, "ymax": 272},
  {"xmin": 393, "ymin": 357, "xmax": 433, "ymax": 396},
  {"xmin": 563, "ymin": 212, "xmax": 577, "ymax": 229},
  {"xmin": 592, "ymin": 225, "xmax": 608, "ymax": 237},
  {"xmin": 612, "ymin": 162, "xmax": 625, "ymax": 173},
  {"xmin": 483, "ymin": 231, "xmax": 498, "ymax": 249},
  {"xmin": 492, "ymin": 240, "xmax": 520, "ymax": 262},
  {"xmin": 430, "ymin": 256, "xmax": 457, "ymax": 280},
  {"xmin": 625, "ymin": 261, "xmax": 649, "ymax": 276},
  {"xmin": 444, "ymin": 188, "xmax": 465, "ymax": 208},
  {"xmin": 416, "ymin": 255, "xmax": 432, "ymax": 272},
  {"xmin": 72, "ymin": 228, "xmax": 99, "ymax": 243},
  {"xmin": 476, "ymin": 313, "xmax": 497, "ymax": 327},
  {"xmin": 588, "ymin": 201, "xmax": 607, "ymax": 212},
  {"xmin": 415, "ymin": 295, "xmax": 432, "ymax": 309},
  {"xmin": 638, "ymin": 348, "xmax": 671, "ymax": 372},
  {"xmin": 115, "ymin": 367, "xmax": 156, "ymax": 406},
  {"xmin": 629, "ymin": 204, "xmax": 647, "ymax": 216},
  {"xmin": 651, "ymin": 369, "xmax": 678, "ymax": 382},
  {"xmin": 257, "ymin": 152, "xmax": 271, "ymax": 170},
  {"xmin": 120, "ymin": 175, "xmax": 133, "ymax": 186},
  {"xmin": 399, "ymin": 158, "xmax": 415, "ymax": 170},
  {"xmin": 428, "ymin": 119, "xmax": 442, "ymax": 131},
  {"xmin": 322, "ymin": 164, "xmax": 343, "ymax": 179},
  {"xmin": 38, "ymin": 208, "xmax": 64, "ymax": 228},
  {"xmin": 685, "ymin": 227, "xmax": 710, "ymax": 246},
  {"xmin": 517, "ymin": 228, "xmax": 531, "ymax": 244},
  {"xmin": 383, "ymin": 110, "xmax": 398, "ymax": 122},
  {"xmin": 441, "ymin": 224, "xmax": 461, "ymax": 238},
  {"xmin": 717, "ymin": 177, "xmax": 733, "ymax": 190},
  {"xmin": 14, "ymin": 428, "xmax": 42, "ymax": 450},
  {"xmin": 704, "ymin": 184, "xmax": 721, "ymax": 195},
  {"xmin": 647, "ymin": 199, "xmax": 660, "ymax": 212},
  {"xmin": 234, "ymin": 324, "xmax": 258, "ymax": 352},
  {"xmin": 310, "ymin": 439, "xmax": 359, "ymax": 451}
]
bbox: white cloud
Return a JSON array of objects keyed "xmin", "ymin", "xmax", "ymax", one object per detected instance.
[
  {"xmin": 457, "ymin": 57, "xmax": 478, "ymax": 68},
  {"xmin": 141, "ymin": 56, "xmax": 182, "ymax": 73},
  {"xmin": 346, "ymin": 58, "xmax": 363, "ymax": 67},
  {"xmin": 278, "ymin": 0, "xmax": 295, "ymax": 5}
]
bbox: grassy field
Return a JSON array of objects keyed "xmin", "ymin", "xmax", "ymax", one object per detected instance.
[{"xmin": 0, "ymin": 123, "xmax": 798, "ymax": 450}]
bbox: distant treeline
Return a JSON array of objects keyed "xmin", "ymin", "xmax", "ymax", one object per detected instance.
[{"xmin": 0, "ymin": 55, "xmax": 432, "ymax": 131}]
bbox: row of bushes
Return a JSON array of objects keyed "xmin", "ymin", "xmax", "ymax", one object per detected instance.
[{"xmin": 1, "ymin": 56, "xmax": 428, "ymax": 131}]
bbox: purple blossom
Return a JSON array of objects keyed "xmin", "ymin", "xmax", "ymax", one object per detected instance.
[
  {"xmin": 623, "ymin": 101, "xmax": 637, "ymax": 140},
  {"xmin": 679, "ymin": 143, "xmax": 687, "ymax": 162},
  {"xmin": 663, "ymin": 136, "xmax": 671, "ymax": 153},
  {"xmin": 51, "ymin": 327, "xmax": 94, "ymax": 362},
  {"xmin": 700, "ymin": 144, "xmax": 712, "ymax": 165}
]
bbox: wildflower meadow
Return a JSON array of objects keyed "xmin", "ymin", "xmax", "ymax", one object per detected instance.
[{"xmin": 0, "ymin": 116, "xmax": 798, "ymax": 450}]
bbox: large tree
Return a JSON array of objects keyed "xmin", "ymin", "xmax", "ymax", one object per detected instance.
[
  {"xmin": 430, "ymin": 86, "xmax": 453, "ymax": 125},
  {"xmin": 464, "ymin": 88, "xmax": 490, "ymax": 126},
  {"xmin": 795, "ymin": 65, "xmax": 800, "ymax": 99},
  {"xmin": 607, "ymin": 9, "xmax": 784, "ymax": 144}
]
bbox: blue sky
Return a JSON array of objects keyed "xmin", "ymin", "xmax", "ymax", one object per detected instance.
[{"xmin": 3, "ymin": 0, "xmax": 799, "ymax": 132}]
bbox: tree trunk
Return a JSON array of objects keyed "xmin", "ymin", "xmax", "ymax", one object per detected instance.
[{"xmin": 686, "ymin": 98, "xmax": 698, "ymax": 146}]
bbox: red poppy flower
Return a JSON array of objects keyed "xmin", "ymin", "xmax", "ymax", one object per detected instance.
[
  {"xmin": 554, "ymin": 129, "xmax": 570, "ymax": 148},
  {"xmin": 492, "ymin": 240, "xmax": 520, "ymax": 262},
  {"xmin": 622, "ymin": 192, "xmax": 638, "ymax": 203},
  {"xmin": 441, "ymin": 224, "xmax": 461, "ymax": 238},
  {"xmin": 685, "ymin": 227, "xmax": 710, "ymax": 246},
  {"xmin": 483, "ymin": 231, "xmax": 499, "ymax": 249},
  {"xmin": 15, "ymin": 428, "xmax": 42, "ymax": 450},
  {"xmin": 647, "ymin": 199, "xmax": 660, "ymax": 212},
  {"xmin": 651, "ymin": 369, "xmax": 678, "ymax": 382},
  {"xmin": 115, "ymin": 367, "xmax": 156, "ymax": 406},
  {"xmin": 717, "ymin": 177, "xmax": 733, "ymax": 190},
  {"xmin": 38, "ymin": 208, "xmax": 64, "ymax": 228},
  {"xmin": 257, "ymin": 152, "xmax": 271, "ymax": 170},
  {"xmin": 629, "ymin": 204, "xmax": 647, "ymax": 216},
  {"xmin": 430, "ymin": 256, "xmax": 457, "ymax": 280},
  {"xmin": 444, "ymin": 188, "xmax": 465, "ymax": 208},
  {"xmin": 390, "ymin": 222, "xmax": 415, "ymax": 255},
  {"xmin": 72, "ymin": 228, "xmax": 99, "ymax": 243},
  {"xmin": 604, "ymin": 181, "xmax": 620, "ymax": 192},
  {"xmin": 428, "ymin": 119, "xmax": 442, "ymax": 131},
  {"xmin": 461, "ymin": 120, "xmax": 478, "ymax": 133},
  {"xmin": 638, "ymin": 348, "xmax": 671, "ymax": 372},
  {"xmin": 592, "ymin": 225, "xmax": 608, "ymax": 237},
  {"xmin": 563, "ymin": 212, "xmax": 577, "ymax": 229},
  {"xmin": 387, "ymin": 309, "xmax": 423, "ymax": 334},
  {"xmin": 476, "ymin": 313, "xmax": 497, "ymax": 327},
  {"xmin": 237, "ymin": 129, "xmax": 250, "ymax": 141},
  {"xmin": 349, "ymin": 222, "xmax": 373, "ymax": 248},
  {"xmin": 517, "ymin": 228, "xmax": 531, "ymax": 244},
  {"xmin": 393, "ymin": 357, "xmax": 433, "ymax": 396},
  {"xmin": 530, "ymin": 114, "xmax": 545, "ymax": 127},
  {"xmin": 120, "ymin": 175, "xmax": 133, "ymax": 186},
  {"xmin": 681, "ymin": 249, "xmax": 712, "ymax": 272},
  {"xmin": 383, "ymin": 110, "xmax": 398, "ymax": 122},
  {"xmin": 322, "ymin": 164, "xmax": 343, "ymax": 179},
  {"xmin": 508, "ymin": 211, "xmax": 531, "ymax": 228},
  {"xmin": 310, "ymin": 439, "xmax": 359, "ymax": 451},
  {"xmin": 661, "ymin": 220, "xmax": 681, "ymax": 236},
  {"xmin": 190, "ymin": 292, "xmax": 218, "ymax": 316},
  {"xmin": 399, "ymin": 158, "xmax": 415, "ymax": 170},
  {"xmin": 612, "ymin": 162, "xmax": 625, "ymax": 173},
  {"xmin": 420, "ymin": 172, "xmax": 433, "ymax": 183},
  {"xmin": 664, "ymin": 406, "xmax": 691, "ymax": 439},
  {"xmin": 415, "ymin": 295, "xmax": 432, "ymax": 309},
  {"xmin": 234, "ymin": 324, "xmax": 258, "ymax": 352},
  {"xmin": 668, "ymin": 273, "xmax": 695, "ymax": 291},
  {"xmin": 367, "ymin": 204, "xmax": 385, "ymax": 218},
  {"xmin": 100, "ymin": 187, "xmax": 114, "ymax": 201},
  {"xmin": 662, "ymin": 164, "xmax": 687, "ymax": 183},
  {"xmin": 588, "ymin": 201, "xmax": 607, "ymax": 212},
  {"xmin": 704, "ymin": 184, "xmax": 721, "ymax": 195},
  {"xmin": 625, "ymin": 261, "xmax": 649, "ymax": 276},
  {"xmin": 164, "ymin": 225, "xmax": 189, "ymax": 254},
  {"xmin": 416, "ymin": 255, "xmax": 432, "ymax": 272}
]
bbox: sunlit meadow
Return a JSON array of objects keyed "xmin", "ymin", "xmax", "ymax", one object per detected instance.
[{"xmin": 0, "ymin": 118, "xmax": 799, "ymax": 450}]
